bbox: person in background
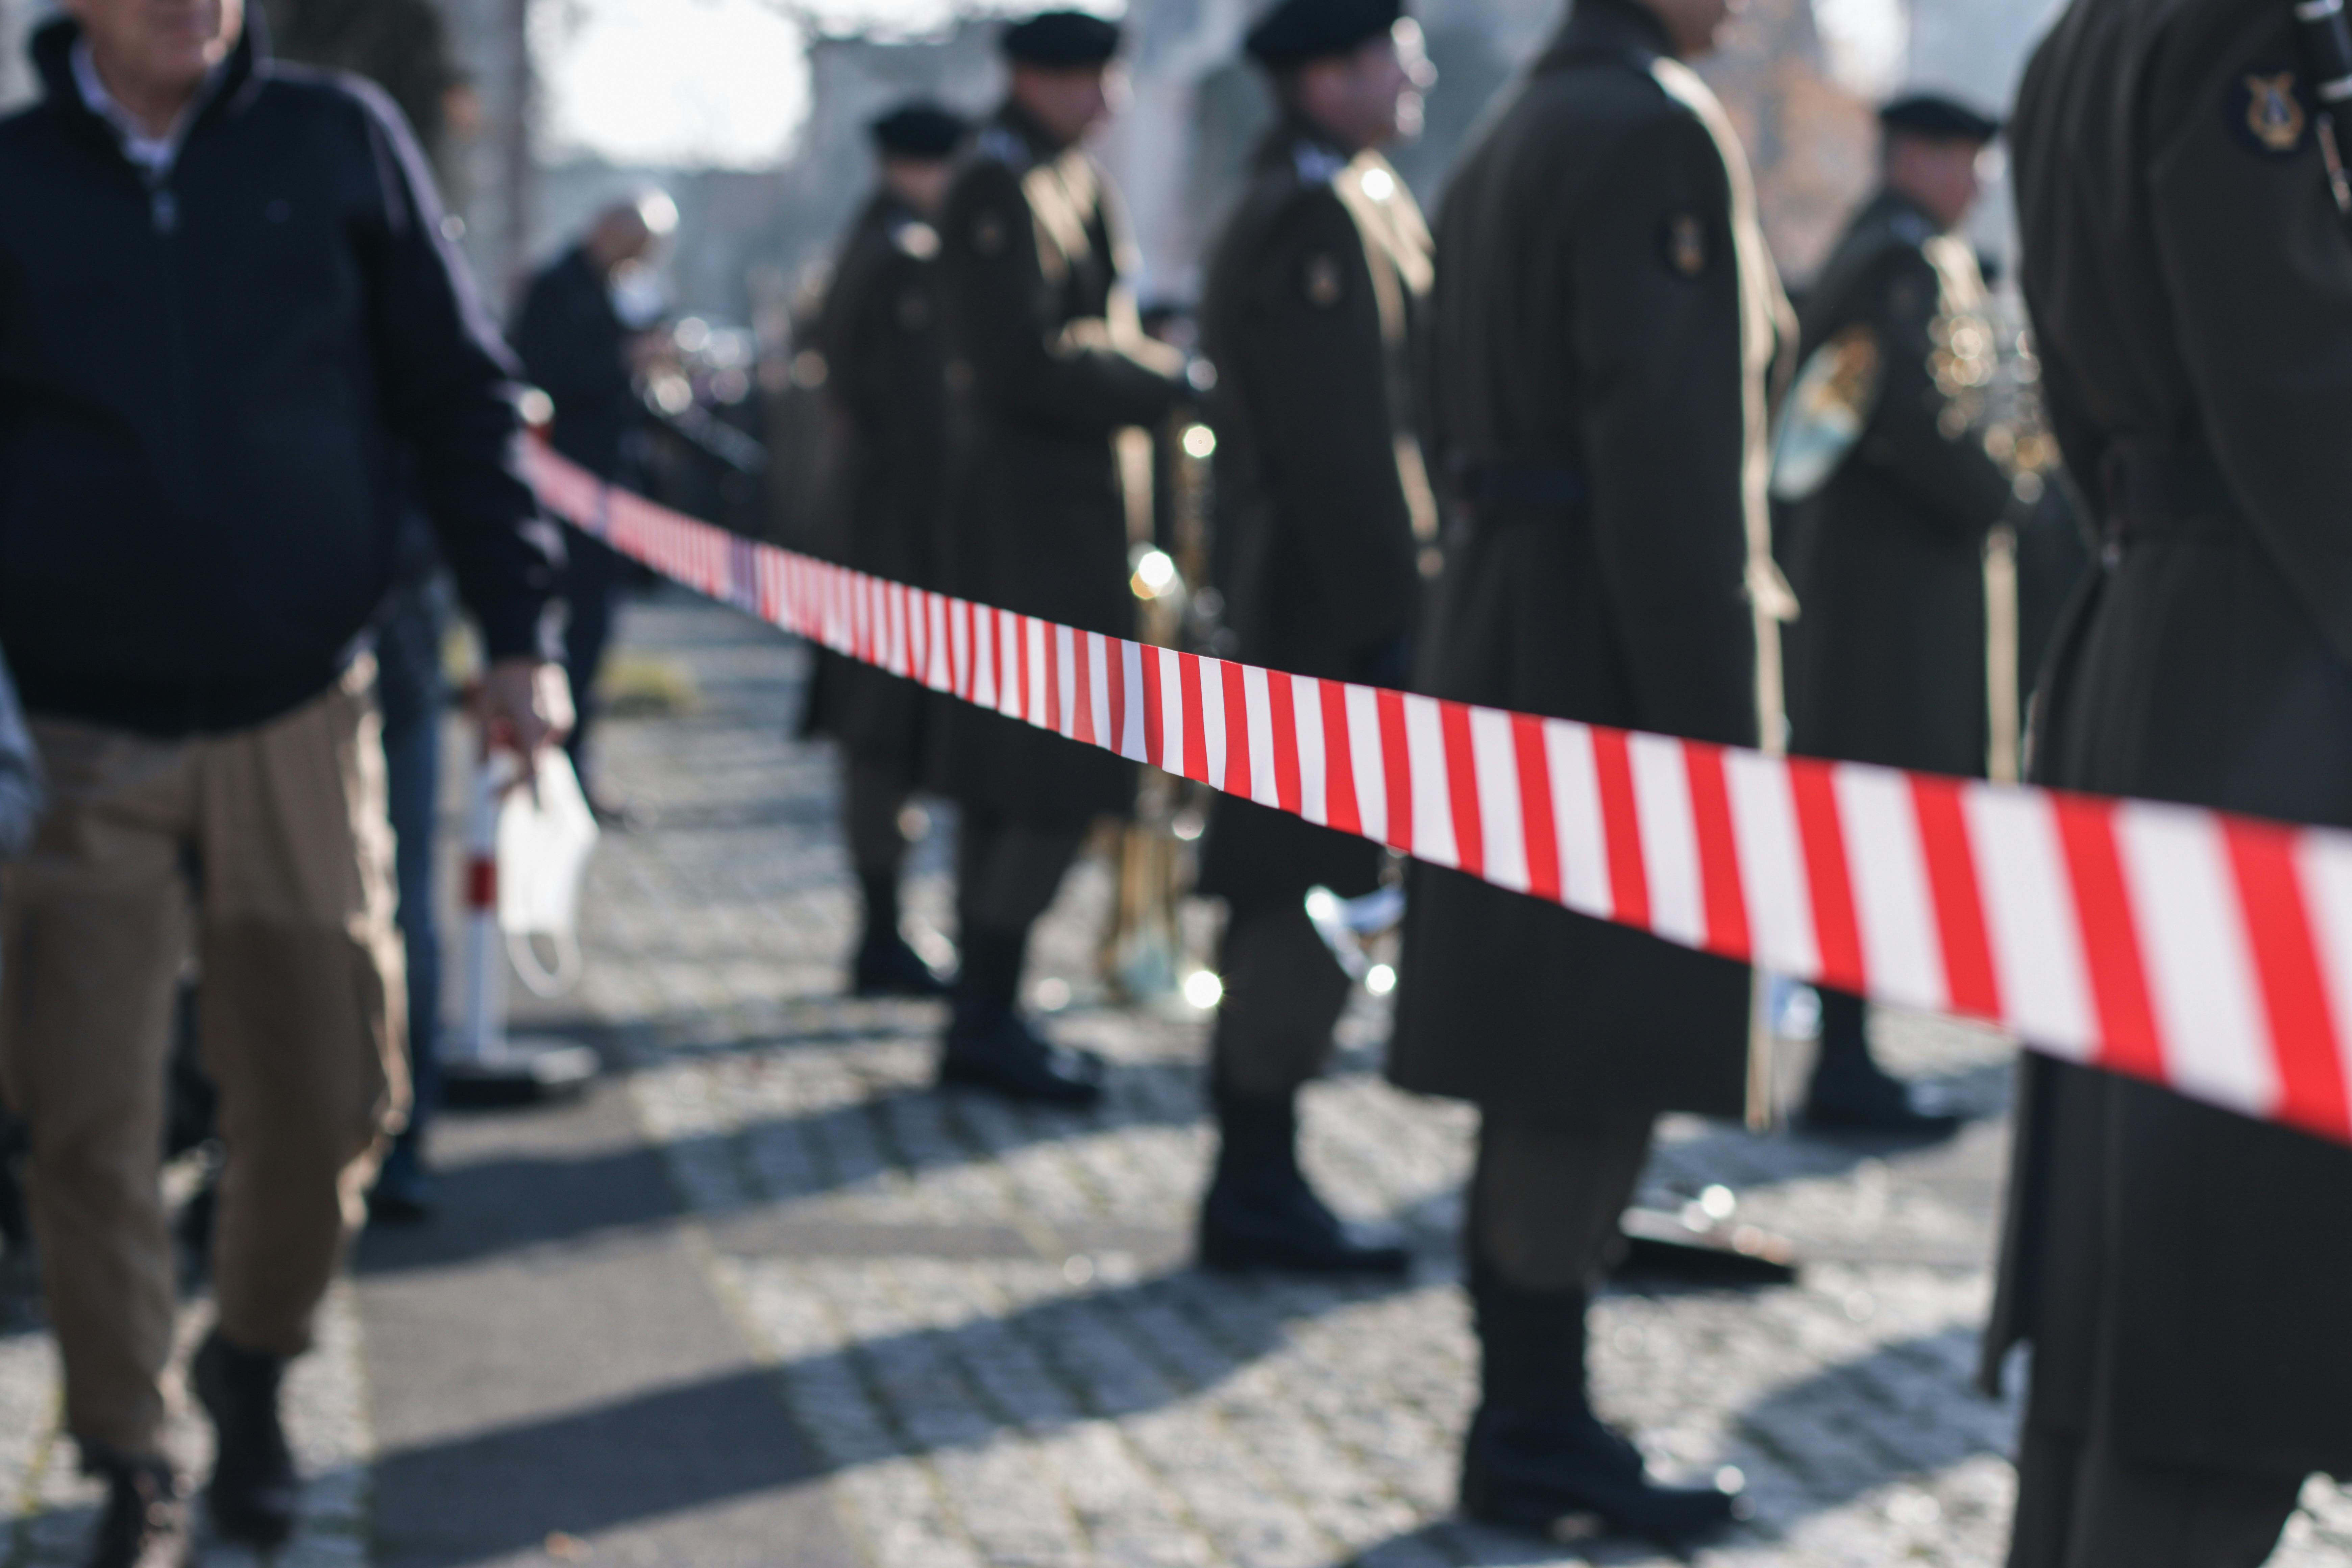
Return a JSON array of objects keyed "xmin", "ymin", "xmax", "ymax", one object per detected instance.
[
  {"xmin": 0, "ymin": 646, "xmax": 37, "ymax": 873},
  {"xmin": 1989, "ymin": 0, "xmax": 2352, "ymax": 1560},
  {"xmin": 802, "ymin": 101, "xmax": 966, "ymax": 998},
  {"xmin": 1190, "ymin": 0, "xmax": 1433, "ymax": 1275},
  {"xmin": 1389, "ymin": 0, "xmax": 1785, "ymax": 1545},
  {"xmin": 365, "ymin": 509, "xmax": 455, "ymax": 1222},
  {"xmin": 511, "ymin": 191, "xmax": 678, "ymax": 820},
  {"xmin": 0, "ymin": 643, "xmax": 41, "ymax": 1260},
  {"xmin": 926, "ymin": 9, "xmax": 1191, "ymax": 1105},
  {"xmin": 1777, "ymin": 94, "xmax": 2013, "ymax": 1137},
  {"xmin": 0, "ymin": 3, "xmax": 568, "ymax": 1564}
]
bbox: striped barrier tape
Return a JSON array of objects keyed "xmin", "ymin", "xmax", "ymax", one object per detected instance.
[{"xmin": 525, "ymin": 439, "xmax": 2352, "ymax": 1146}]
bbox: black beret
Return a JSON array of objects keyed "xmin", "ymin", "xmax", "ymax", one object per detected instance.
[
  {"xmin": 1000, "ymin": 10, "xmax": 1122, "ymax": 66},
  {"xmin": 1245, "ymin": 0, "xmax": 1401, "ymax": 67},
  {"xmin": 1879, "ymin": 93, "xmax": 2003, "ymax": 144},
  {"xmin": 870, "ymin": 102, "xmax": 967, "ymax": 159}
]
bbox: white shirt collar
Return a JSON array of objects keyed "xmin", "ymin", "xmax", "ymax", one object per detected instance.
[{"xmin": 72, "ymin": 39, "xmax": 211, "ymax": 177}]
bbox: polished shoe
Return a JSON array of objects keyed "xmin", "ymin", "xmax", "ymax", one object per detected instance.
[
  {"xmin": 1465, "ymin": 1262, "xmax": 1742, "ymax": 1550},
  {"xmin": 853, "ymin": 930, "xmax": 949, "ymax": 998},
  {"xmin": 939, "ymin": 1000, "xmax": 1104, "ymax": 1107},
  {"xmin": 1199, "ymin": 1087, "xmax": 1410, "ymax": 1275},
  {"xmin": 83, "ymin": 1456, "xmax": 192, "ymax": 1568},
  {"xmin": 368, "ymin": 1145, "xmax": 438, "ymax": 1225},
  {"xmin": 1800, "ymin": 1058, "xmax": 1961, "ymax": 1137},
  {"xmin": 191, "ymin": 1330, "xmax": 299, "ymax": 1548},
  {"xmin": 1460, "ymin": 1403, "xmax": 1741, "ymax": 1548},
  {"xmin": 1802, "ymin": 989, "xmax": 1961, "ymax": 1138}
]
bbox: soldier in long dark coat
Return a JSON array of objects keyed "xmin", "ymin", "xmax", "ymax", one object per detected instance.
[
  {"xmin": 1988, "ymin": 2, "xmax": 2352, "ymax": 1561},
  {"xmin": 1388, "ymin": 0, "xmax": 1785, "ymax": 1544},
  {"xmin": 928, "ymin": 11, "xmax": 1190, "ymax": 1104},
  {"xmin": 1777, "ymin": 94, "xmax": 2014, "ymax": 1135},
  {"xmin": 803, "ymin": 103, "xmax": 966, "ymax": 998},
  {"xmin": 1191, "ymin": 0, "xmax": 1435, "ymax": 1275}
]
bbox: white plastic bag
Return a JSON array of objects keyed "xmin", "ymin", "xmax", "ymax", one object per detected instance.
[{"xmin": 492, "ymin": 749, "xmax": 601, "ymax": 996}]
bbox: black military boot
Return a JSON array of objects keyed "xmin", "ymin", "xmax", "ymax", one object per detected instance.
[
  {"xmin": 191, "ymin": 1330, "xmax": 299, "ymax": 1548},
  {"xmin": 1199, "ymin": 1085, "xmax": 1410, "ymax": 1274},
  {"xmin": 938, "ymin": 928, "xmax": 1104, "ymax": 1106},
  {"xmin": 82, "ymin": 1455, "xmax": 192, "ymax": 1568},
  {"xmin": 852, "ymin": 871, "xmax": 948, "ymax": 998},
  {"xmin": 1459, "ymin": 1261, "xmax": 1742, "ymax": 1549},
  {"xmin": 1800, "ymin": 990, "xmax": 1960, "ymax": 1137}
]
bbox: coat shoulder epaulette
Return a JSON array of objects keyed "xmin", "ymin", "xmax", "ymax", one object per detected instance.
[
  {"xmin": 887, "ymin": 216, "xmax": 941, "ymax": 261},
  {"xmin": 970, "ymin": 124, "xmax": 1036, "ymax": 175}
]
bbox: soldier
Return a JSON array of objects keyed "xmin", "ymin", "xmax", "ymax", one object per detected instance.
[
  {"xmin": 1388, "ymin": 0, "xmax": 1784, "ymax": 1544},
  {"xmin": 928, "ymin": 11, "xmax": 1191, "ymax": 1104},
  {"xmin": 803, "ymin": 102, "xmax": 967, "ymax": 998},
  {"xmin": 1189, "ymin": 0, "xmax": 1434, "ymax": 1273},
  {"xmin": 1987, "ymin": 2, "xmax": 2352, "ymax": 1561},
  {"xmin": 1775, "ymin": 94, "xmax": 2012, "ymax": 1137}
]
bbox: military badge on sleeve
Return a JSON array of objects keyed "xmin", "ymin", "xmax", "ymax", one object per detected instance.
[
  {"xmin": 1662, "ymin": 212, "xmax": 1708, "ymax": 278},
  {"xmin": 1768, "ymin": 324, "xmax": 1884, "ymax": 503},
  {"xmin": 2233, "ymin": 69, "xmax": 2312, "ymax": 156},
  {"xmin": 1303, "ymin": 253, "xmax": 1345, "ymax": 307}
]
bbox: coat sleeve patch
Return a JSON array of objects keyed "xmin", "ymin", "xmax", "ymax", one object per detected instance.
[
  {"xmin": 2232, "ymin": 67, "xmax": 2312, "ymax": 157},
  {"xmin": 1662, "ymin": 211, "xmax": 1709, "ymax": 277}
]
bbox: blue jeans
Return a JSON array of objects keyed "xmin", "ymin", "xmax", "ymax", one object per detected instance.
[{"xmin": 376, "ymin": 574, "xmax": 448, "ymax": 1171}]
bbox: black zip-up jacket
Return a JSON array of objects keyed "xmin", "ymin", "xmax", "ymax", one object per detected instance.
[
  {"xmin": 511, "ymin": 246, "xmax": 640, "ymax": 484},
  {"xmin": 0, "ymin": 17, "xmax": 557, "ymax": 735}
]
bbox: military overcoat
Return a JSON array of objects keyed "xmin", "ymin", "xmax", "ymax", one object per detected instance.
[
  {"xmin": 1780, "ymin": 192, "xmax": 2017, "ymax": 778},
  {"xmin": 1387, "ymin": 0, "xmax": 1786, "ymax": 1121},
  {"xmin": 802, "ymin": 191, "xmax": 951, "ymax": 772},
  {"xmin": 1985, "ymin": 0, "xmax": 2352, "ymax": 1476},
  {"xmin": 926, "ymin": 104, "xmax": 1189, "ymax": 826},
  {"xmin": 1196, "ymin": 117, "xmax": 1434, "ymax": 913}
]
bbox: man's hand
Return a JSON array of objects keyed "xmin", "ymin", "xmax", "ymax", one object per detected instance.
[{"xmin": 476, "ymin": 658, "xmax": 575, "ymax": 774}]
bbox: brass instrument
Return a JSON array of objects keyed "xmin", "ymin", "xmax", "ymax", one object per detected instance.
[
  {"xmin": 1098, "ymin": 403, "xmax": 1219, "ymax": 1005},
  {"xmin": 1942, "ymin": 272, "xmax": 2061, "ymax": 785}
]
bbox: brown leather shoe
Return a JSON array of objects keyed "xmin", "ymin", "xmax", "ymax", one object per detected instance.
[
  {"xmin": 83, "ymin": 1456, "xmax": 192, "ymax": 1568},
  {"xmin": 191, "ymin": 1330, "xmax": 299, "ymax": 1547}
]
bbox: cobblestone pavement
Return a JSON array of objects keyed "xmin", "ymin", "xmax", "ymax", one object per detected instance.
[{"xmin": 5, "ymin": 587, "xmax": 2351, "ymax": 1566}]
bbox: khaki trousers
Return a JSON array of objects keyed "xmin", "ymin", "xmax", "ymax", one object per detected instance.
[{"xmin": 0, "ymin": 663, "xmax": 407, "ymax": 1461}]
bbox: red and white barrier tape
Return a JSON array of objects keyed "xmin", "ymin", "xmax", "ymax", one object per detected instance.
[{"xmin": 526, "ymin": 440, "xmax": 2352, "ymax": 1145}]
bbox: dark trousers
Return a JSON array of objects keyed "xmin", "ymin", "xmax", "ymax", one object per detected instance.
[
  {"xmin": 561, "ymin": 526, "xmax": 627, "ymax": 788},
  {"xmin": 1210, "ymin": 902, "xmax": 1351, "ymax": 1097},
  {"xmin": 955, "ymin": 811, "xmax": 1086, "ymax": 941},
  {"xmin": 1471, "ymin": 1116, "xmax": 1654, "ymax": 1291},
  {"xmin": 843, "ymin": 754, "xmax": 911, "ymax": 881},
  {"xmin": 375, "ymin": 575, "xmax": 447, "ymax": 1170},
  {"xmin": 2007, "ymin": 1422, "xmax": 2302, "ymax": 1568}
]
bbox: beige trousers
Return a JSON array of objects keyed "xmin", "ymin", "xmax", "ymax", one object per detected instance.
[{"xmin": 0, "ymin": 662, "xmax": 408, "ymax": 1461}]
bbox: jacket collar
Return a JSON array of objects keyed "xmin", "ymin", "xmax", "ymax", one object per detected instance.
[
  {"xmin": 1535, "ymin": 0, "xmax": 1675, "ymax": 74},
  {"xmin": 32, "ymin": 12, "xmax": 266, "ymax": 158},
  {"xmin": 1255, "ymin": 111, "xmax": 1353, "ymax": 182},
  {"xmin": 1866, "ymin": 187, "xmax": 1946, "ymax": 242},
  {"xmin": 990, "ymin": 99, "xmax": 1068, "ymax": 161}
]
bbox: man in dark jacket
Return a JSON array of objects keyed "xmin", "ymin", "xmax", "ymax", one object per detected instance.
[
  {"xmin": 804, "ymin": 102, "xmax": 965, "ymax": 998},
  {"xmin": 1391, "ymin": 0, "xmax": 1784, "ymax": 1544},
  {"xmin": 1191, "ymin": 0, "xmax": 1433, "ymax": 1274},
  {"xmin": 0, "ymin": 3, "xmax": 565, "ymax": 1563},
  {"xmin": 928, "ymin": 10, "xmax": 1190, "ymax": 1105},
  {"xmin": 1776, "ymin": 94, "xmax": 2015, "ymax": 1136},
  {"xmin": 1989, "ymin": 2, "xmax": 2352, "ymax": 1561},
  {"xmin": 510, "ymin": 192, "xmax": 675, "ymax": 810}
]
